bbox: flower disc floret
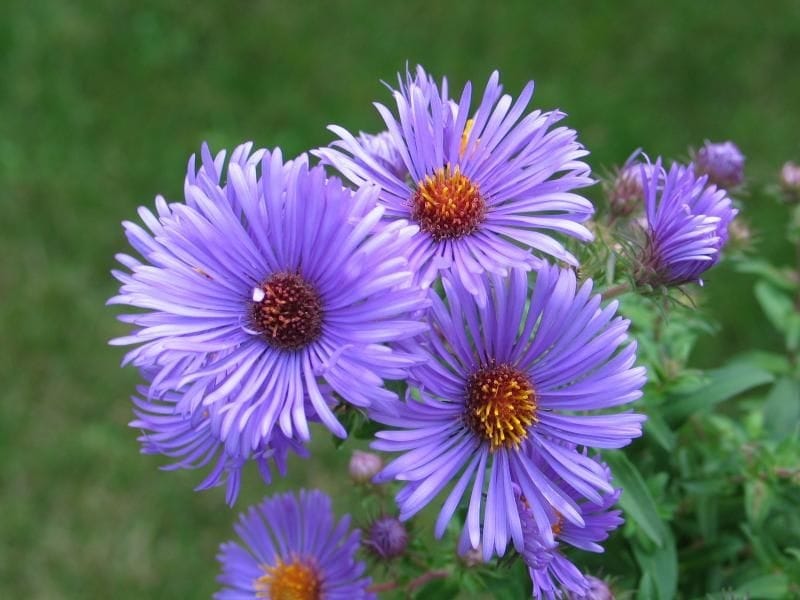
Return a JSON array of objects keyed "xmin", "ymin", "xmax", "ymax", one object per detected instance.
[
  {"xmin": 255, "ymin": 559, "xmax": 321, "ymax": 600},
  {"xmin": 251, "ymin": 272, "xmax": 323, "ymax": 350},
  {"xmin": 411, "ymin": 166, "xmax": 486, "ymax": 240},
  {"xmin": 465, "ymin": 362, "xmax": 537, "ymax": 450}
]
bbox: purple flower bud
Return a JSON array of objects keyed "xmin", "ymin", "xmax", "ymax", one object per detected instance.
[
  {"xmin": 348, "ymin": 450, "xmax": 383, "ymax": 483},
  {"xmin": 569, "ymin": 576, "xmax": 615, "ymax": 600},
  {"xmin": 780, "ymin": 161, "xmax": 800, "ymax": 202},
  {"xmin": 607, "ymin": 161, "xmax": 658, "ymax": 218},
  {"xmin": 364, "ymin": 516, "xmax": 408, "ymax": 560},
  {"xmin": 693, "ymin": 140, "xmax": 745, "ymax": 188}
]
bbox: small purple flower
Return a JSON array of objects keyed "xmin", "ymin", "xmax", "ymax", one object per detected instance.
[
  {"xmin": 638, "ymin": 159, "xmax": 738, "ymax": 287},
  {"xmin": 130, "ymin": 367, "xmax": 309, "ymax": 505},
  {"xmin": 215, "ymin": 489, "xmax": 374, "ymax": 599},
  {"xmin": 316, "ymin": 65, "xmax": 595, "ymax": 305},
  {"xmin": 363, "ymin": 516, "xmax": 408, "ymax": 560},
  {"xmin": 371, "ymin": 266, "xmax": 645, "ymax": 561},
  {"xmin": 109, "ymin": 144, "xmax": 429, "ymax": 459},
  {"xmin": 515, "ymin": 459, "xmax": 622, "ymax": 599},
  {"xmin": 693, "ymin": 140, "xmax": 745, "ymax": 188}
]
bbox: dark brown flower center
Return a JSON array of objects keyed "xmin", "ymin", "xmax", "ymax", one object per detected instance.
[
  {"xmin": 255, "ymin": 558, "xmax": 321, "ymax": 600},
  {"xmin": 411, "ymin": 165, "xmax": 486, "ymax": 241},
  {"xmin": 251, "ymin": 272, "xmax": 323, "ymax": 350},
  {"xmin": 465, "ymin": 363, "xmax": 537, "ymax": 451}
]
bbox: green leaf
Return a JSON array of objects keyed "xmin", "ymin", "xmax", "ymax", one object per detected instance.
[
  {"xmin": 754, "ymin": 280, "xmax": 795, "ymax": 336},
  {"xmin": 734, "ymin": 574, "xmax": 790, "ymax": 599},
  {"xmin": 664, "ymin": 362, "xmax": 774, "ymax": 423},
  {"xmin": 763, "ymin": 377, "xmax": 800, "ymax": 439},
  {"xmin": 735, "ymin": 258, "xmax": 798, "ymax": 292},
  {"xmin": 644, "ymin": 410, "xmax": 676, "ymax": 452},
  {"xmin": 744, "ymin": 479, "xmax": 773, "ymax": 526},
  {"xmin": 633, "ymin": 525, "xmax": 678, "ymax": 600},
  {"xmin": 605, "ymin": 451, "xmax": 665, "ymax": 546}
]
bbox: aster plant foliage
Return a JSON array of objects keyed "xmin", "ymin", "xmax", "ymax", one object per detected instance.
[{"xmin": 110, "ymin": 66, "xmax": 800, "ymax": 598}]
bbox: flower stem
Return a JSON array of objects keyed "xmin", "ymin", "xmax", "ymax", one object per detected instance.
[
  {"xmin": 602, "ymin": 281, "xmax": 632, "ymax": 301},
  {"xmin": 367, "ymin": 569, "xmax": 450, "ymax": 595}
]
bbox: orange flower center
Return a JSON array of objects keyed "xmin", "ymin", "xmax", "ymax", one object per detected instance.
[
  {"xmin": 465, "ymin": 363, "xmax": 537, "ymax": 451},
  {"xmin": 255, "ymin": 559, "xmax": 321, "ymax": 600},
  {"xmin": 411, "ymin": 165, "xmax": 486, "ymax": 241}
]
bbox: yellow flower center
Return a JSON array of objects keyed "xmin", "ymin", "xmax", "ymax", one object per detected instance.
[
  {"xmin": 411, "ymin": 165, "xmax": 486, "ymax": 241},
  {"xmin": 255, "ymin": 558, "xmax": 321, "ymax": 600},
  {"xmin": 465, "ymin": 363, "xmax": 537, "ymax": 451}
]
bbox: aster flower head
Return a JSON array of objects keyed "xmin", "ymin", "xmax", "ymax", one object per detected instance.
[
  {"xmin": 215, "ymin": 489, "xmax": 374, "ymax": 599},
  {"xmin": 693, "ymin": 140, "xmax": 745, "ymax": 189},
  {"xmin": 109, "ymin": 143, "xmax": 429, "ymax": 458},
  {"xmin": 515, "ymin": 459, "xmax": 622, "ymax": 599},
  {"xmin": 637, "ymin": 158, "xmax": 738, "ymax": 287},
  {"xmin": 371, "ymin": 266, "xmax": 645, "ymax": 561},
  {"xmin": 316, "ymin": 65, "xmax": 595, "ymax": 305},
  {"xmin": 130, "ymin": 365, "xmax": 310, "ymax": 505}
]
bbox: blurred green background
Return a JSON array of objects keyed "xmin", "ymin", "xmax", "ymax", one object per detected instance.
[{"xmin": 2, "ymin": 1, "xmax": 799, "ymax": 597}]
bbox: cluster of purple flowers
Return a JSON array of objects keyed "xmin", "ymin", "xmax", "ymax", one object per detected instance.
[{"xmin": 110, "ymin": 66, "xmax": 738, "ymax": 597}]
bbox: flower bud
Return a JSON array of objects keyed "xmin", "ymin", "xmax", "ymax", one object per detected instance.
[
  {"xmin": 693, "ymin": 140, "xmax": 745, "ymax": 188},
  {"xmin": 364, "ymin": 516, "xmax": 408, "ymax": 560},
  {"xmin": 780, "ymin": 161, "xmax": 800, "ymax": 203},
  {"xmin": 569, "ymin": 576, "xmax": 615, "ymax": 600},
  {"xmin": 607, "ymin": 164, "xmax": 645, "ymax": 218},
  {"xmin": 348, "ymin": 450, "xmax": 382, "ymax": 483}
]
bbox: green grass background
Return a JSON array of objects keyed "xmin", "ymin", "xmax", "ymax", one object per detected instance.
[{"xmin": 2, "ymin": 1, "xmax": 799, "ymax": 597}]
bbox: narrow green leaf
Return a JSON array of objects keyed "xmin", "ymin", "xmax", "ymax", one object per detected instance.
[
  {"xmin": 763, "ymin": 377, "xmax": 800, "ymax": 439},
  {"xmin": 605, "ymin": 451, "xmax": 664, "ymax": 546},
  {"xmin": 735, "ymin": 574, "xmax": 790, "ymax": 599},
  {"xmin": 755, "ymin": 280, "xmax": 795, "ymax": 336},
  {"xmin": 744, "ymin": 479, "xmax": 772, "ymax": 526},
  {"xmin": 664, "ymin": 362, "xmax": 774, "ymax": 423},
  {"xmin": 633, "ymin": 526, "xmax": 678, "ymax": 600},
  {"xmin": 644, "ymin": 410, "xmax": 675, "ymax": 452}
]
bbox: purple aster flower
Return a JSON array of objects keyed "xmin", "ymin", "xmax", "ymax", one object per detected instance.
[
  {"xmin": 371, "ymin": 266, "xmax": 645, "ymax": 560},
  {"xmin": 693, "ymin": 140, "xmax": 745, "ymax": 188},
  {"xmin": 109, "ymin": 143, "xmax": 429, "ymax": 456},
  {"xmin": 130, "ymin": 366, "xmax": 311, "ymax": 505},
  {"xmin": 515, "ymin": 459, "xmax": 622, "ymax": 599},
  {"xmin": 637, "ymin": 159, "xmax": 738, "ymax": 287},
  {"xmin": 316, "ymin": 65, "xmax": 595, "ymax": 304},
  {"xmin": 215, "ymin": 489, "xmax": 374, "ymax": 599}
]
